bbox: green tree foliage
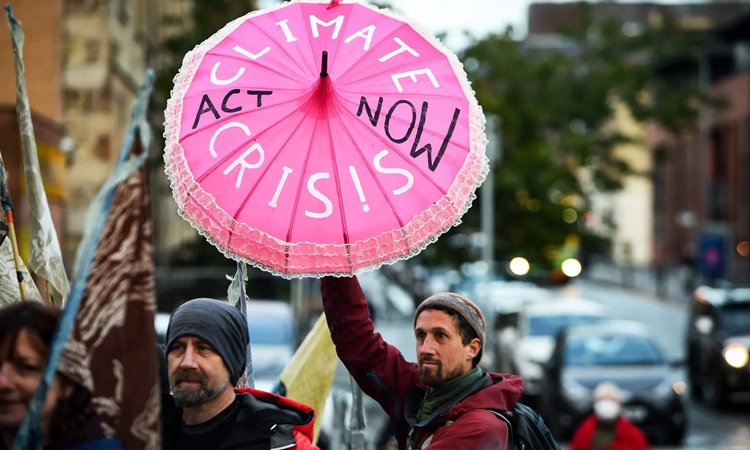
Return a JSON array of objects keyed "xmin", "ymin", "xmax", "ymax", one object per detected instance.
[
  {"xmin": 154, "ymin": 0, "xmax": 258, "ymax": 117},
  {"xmin": 425, "ymin": 6, "xmax": 718, "ymax": 270}
]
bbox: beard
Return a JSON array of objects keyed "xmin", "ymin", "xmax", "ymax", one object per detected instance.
[
  {"xmin": 170, "ymin": 368, "xmax": 229, "ymax": 408},
  {"xmin": 418, "ymin": 358, "xmax": 466, "ymax": 387}
]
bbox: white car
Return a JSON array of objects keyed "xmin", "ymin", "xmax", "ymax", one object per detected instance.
[{"xmin": 496, "ymin": 298, "xmax": 609, "ymax": 404}]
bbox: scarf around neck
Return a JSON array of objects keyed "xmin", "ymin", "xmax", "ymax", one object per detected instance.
[{"xmin": 419, "ymin": 366, "xmax": 483, "ymax": 422}]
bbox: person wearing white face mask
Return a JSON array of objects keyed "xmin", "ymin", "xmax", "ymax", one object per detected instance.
[{"xmin": 568, "ymin": 382, "xmax": 649, "ymax": 450}]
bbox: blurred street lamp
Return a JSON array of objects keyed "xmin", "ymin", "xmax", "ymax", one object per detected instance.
[
  {"xmin": 561, "ymin": 258, "xmax": 583, "ymax": 278},
  {"xmin": 509, "ymin": 257, "xmax": 530, "ymax": 276}
]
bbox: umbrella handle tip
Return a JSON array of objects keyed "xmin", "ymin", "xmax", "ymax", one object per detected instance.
[{"xmin": 320, "ymin": 51, "xmax": 329, "ymax": 78}]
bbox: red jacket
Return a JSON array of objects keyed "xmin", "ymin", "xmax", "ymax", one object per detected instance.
[
  {"xmin": 321, "ymin": 276, "xmax": 523, "ymax": 450},
  {"xmin": 568, "ymin": 415, "xmax": 649, "ymax": 450},
  {"xmin": 235, "ymin": 388, "xmax": 318, "ymax": 450}
]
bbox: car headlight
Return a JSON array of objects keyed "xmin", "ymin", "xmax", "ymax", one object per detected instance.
[
  {"xmin": 642, "ymin": 378, "xmax": 683, "ymax": 404},
  {"xmin": 723, "ymin": 343, "xmax": 749, "ymax": 368}
]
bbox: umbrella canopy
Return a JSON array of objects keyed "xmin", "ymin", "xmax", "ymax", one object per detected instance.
[{"xmin": 164, "ymin": 0, "xmax": 488, "ymax": 278}]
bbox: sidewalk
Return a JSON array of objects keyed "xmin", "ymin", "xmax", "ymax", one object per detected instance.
[{"xmin": 583, "ymin": 262, "xmax": 692, "ymax": 305}]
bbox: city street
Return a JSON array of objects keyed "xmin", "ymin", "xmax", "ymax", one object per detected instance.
[
  {"xmin": 554, "ymin": 280, "xmax": 750, "ymax": 450},
  {"xmin": 326, "ymin": 279, "xmax": 750, "ymax": 450}
]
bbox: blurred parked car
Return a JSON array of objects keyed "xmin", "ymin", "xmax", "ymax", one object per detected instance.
[
  {"xmin": 473, "ymin": 280, "xmax": 554, "ymax": 371},
  {"xmin": 496, "ymin": 298, "xmax": 608, "ymax": 405},
  {"xmin": 686, "ymin": 285, "xmax": 750, "ymax": 407},
  {"xmin": 541, "ymin": 320, "xmax": 687, "ymax": 444},
  {"xmin": 155, "ymin": 312, "xmax": 170, "ymax": 344}
]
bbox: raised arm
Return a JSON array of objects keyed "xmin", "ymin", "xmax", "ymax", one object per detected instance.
[{"xmin": 320, "ymin": 276, "xmax": 420, "ymax": 418}]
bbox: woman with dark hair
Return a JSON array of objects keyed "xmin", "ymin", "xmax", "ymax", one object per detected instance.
[{"xmin": 0, "ymin": 301, "xmax": 122, "ymax": 450}]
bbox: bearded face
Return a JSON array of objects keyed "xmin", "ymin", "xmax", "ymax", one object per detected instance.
[
  {"xmin": 414, "ymin": 309, "xmax": 480, "ymax": 387},
  {"xmin": 170, "ymin": 367, "xmax": 229, "ymax": 407},
  {"xmin": 167, "ymin": 337, "xmax": 232, "ymax": 408}
]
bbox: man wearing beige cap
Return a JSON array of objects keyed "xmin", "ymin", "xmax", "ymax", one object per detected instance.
[{"xmin": 320, "ymin": 276, "xmax": 523, "ymax": 450}]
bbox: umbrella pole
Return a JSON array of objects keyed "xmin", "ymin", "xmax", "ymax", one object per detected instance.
[
  {"xmin": 238, "ymin": 261, "xmax": 255, "ymax": 388},
  {"xmin": 348, "ymin": 374, "xmax": 366, "ymax": 450},
  {"xmin": 5, "ymin": 212, "xmax": 26, "ymax": 300}
]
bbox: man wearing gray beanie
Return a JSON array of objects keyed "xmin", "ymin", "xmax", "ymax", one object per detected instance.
[
  {"xmin": 320, "ymin": 276, "xmax": 535, "ymax": 450},
  {"xmin": 162, "ymin": 298, "xmax": 319, "ymax": 450}
]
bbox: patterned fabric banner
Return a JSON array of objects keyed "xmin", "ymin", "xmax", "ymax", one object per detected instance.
[
  {"xmin": 0, "ymin": 150, "xmax": 41, "ymax": 304},
  {"xmin": 13, "ymin": 70, "xmax": 159, "ymax": 450},
  {"xmin": 7, "ymin": 5, "xmax": 70, "ymax": 303}
]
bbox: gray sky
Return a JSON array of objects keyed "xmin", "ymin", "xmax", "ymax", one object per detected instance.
[{"xmin": 258, "ymin": 1, "xmax": 707, "ymax": 51}]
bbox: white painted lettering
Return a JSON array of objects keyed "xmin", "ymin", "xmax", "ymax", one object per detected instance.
[
  {"xmin": 378, "ymin": 37, "xmax": 419, "ymax": 62},
  {"xmin": 349, "ymin": 166, "xmax": 369, "ymax": 212},
  {"xmin": 269, "ymin": 166, "xmax": 294, "ymax": 208},
  {"xmin": 210, "ymin": 62, "xmax": 245, "ymax": 86},
  {"xmin": 209, "ymin": 122, "xmax": 251, "ymax": 158},
  {"xmin": 391, "ymin": 68, "xmax": 439, "ymax": 93},
  {"xmin": 310, "ymin": 15, "xmax": 344, "ymax": 39},
  {"xmin": 374, "ymin": 150, "xmax": 414, "ymax": 195},
  {"xmin": 305, "ymin": 173, "xmax": 333, "ymax": 219},
  {"xmin": 344, "ymin": 25, "xmax": 376, "ymax": 52},
  {"xmin": 223, "ymin": 143, "xmax": 265, "ymax": 189},
  {"xmin": 233, "ymin": 45, "xmax": 271, "ymax": 60},
  {"xmin": 275, "ymin": 19, "xmax": 298, "ymax": 42}
]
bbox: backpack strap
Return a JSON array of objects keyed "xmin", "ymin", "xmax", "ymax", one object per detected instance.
[{"xmin": 488, "ymin": 410, "xmax": 519, "ymax": 450}]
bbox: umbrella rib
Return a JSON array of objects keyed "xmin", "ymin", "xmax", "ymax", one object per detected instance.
[
  {"xmin": 334, "ymin": 93, "xmax": 471, "ymax": 155},
  {"xmin": 194, "ymin": 88, "xmax": 318, "ymax": 184},
  {"xmin": 181, "ymin": 85, "xmax": 311, "ymax": 99},
  {"xmin": 205, "ymin": 49, "xmax": 311, "ymax": 85},
  {"xmin": 329, "ymin": 99, "xmax": 406, "ymax": 229},
  {"xmin": 334, "ymin": 21, "xmax": 418, "ymax": 82},
  {"xmin": 223, "ymin": 92, "xmax": 321, "ymax": 252},
  {"xmin": 337, "ymin": 54, "xmax": 448, "ymax": 89},
  {"xmin": 283, "ymin": 100, "xmax": 322, "ymax": 246},
  {"xmin": 329, "ymin": 89, "xmax": 452, "ymax": 196},
  {"xmin": 238, "ymin": 12, "xmax": 315, "ymax": 79},
  {"xmin": 182, "ymin": 87, "xmax": 316, "ymax": 142},
  {"xmin": 323, "ymin": 83, "xmax": 353, "ymax": 248},
  {"xmin": 229, "ymin": 95, "xmax": 320, "ymax": 222}
]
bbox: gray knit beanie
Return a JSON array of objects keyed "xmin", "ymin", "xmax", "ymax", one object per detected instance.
[
  {"xmin": 414, "ymin": 293, "xmax": 486, "ymax": 360},
  {"xmin": 166, "ymin": 298, "xmax": 248, "ymax": 386}
]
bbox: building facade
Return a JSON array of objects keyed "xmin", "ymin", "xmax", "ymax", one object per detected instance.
[
  {"xmin": 526, "ymin": 1, "xmax": 750, "ymax": 268},
  {"xmin": 649, "ymin": 13, "xmax": 750, "ymax": 283},
  {"xmin": 0, "ymin": 0, "xmax": 67, "ymax": 272}
]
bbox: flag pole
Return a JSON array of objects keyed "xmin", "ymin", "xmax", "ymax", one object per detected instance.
[
  {"xmin": 4, "ymin": 210, "xmax": 26, "ymax": 300},
  {"xmin": 6, "ymin": 3, "xmax": 70, "ymax": 304},
  {"xmin": 1, "ymin": 153, "xmax": 26, "ymax": 301},
  {"xmin": 46, "ymin": 280, "xmax": 53, "ymax": 304}
]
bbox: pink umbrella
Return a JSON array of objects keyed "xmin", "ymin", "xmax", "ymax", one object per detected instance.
[{"xmin": 164, "ymin": 0, "xmax": 488, "ymax": 278}]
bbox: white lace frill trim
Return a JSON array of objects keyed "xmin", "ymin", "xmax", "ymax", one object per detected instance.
[{"xmin": 163, "ymin": 0, "xmax": 489, "ymax": 279}]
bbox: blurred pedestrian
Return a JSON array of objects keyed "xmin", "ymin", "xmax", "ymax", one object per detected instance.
[
  {"xmin": 0, "ymin": 301, "xmax": 122, "ymax": 450},
  {"xmin": 320, "ymin": 276, "xmax": 528, "ymax": 450},
  {"xmin": 568, "ymin": 382, "xmax": 649, "ymax": 450},
  {"xmin": 162, "ymin": 298, "xmax": 318, "ymax": 450}
]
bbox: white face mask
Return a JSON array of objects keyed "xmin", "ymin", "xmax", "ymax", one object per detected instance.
[{"xmin": 594, "ymin": 399, "xmax": 620, "ymax": 421}]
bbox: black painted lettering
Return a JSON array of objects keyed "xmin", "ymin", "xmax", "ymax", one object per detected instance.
[
  {"xmin": 356, "ymin": 96, "xmax": 383, "ymax": 126},
  {"xmin": 384, "ymin": 100, "xmax": 416, "ymax": 144},
  {"xmin": 221, "ymin": 89, "xmax": 242, "ymax": 113},
  {"xmin": 247, "ymin": 90, "xmax": 273, "ymax": 107},
  {"xmin": 409, "ymin": 103, "xmax": 461, "ymax": 172},
  {"xmin": 192, "ymin": 95, "xmax": 220, "ymax": 130}
]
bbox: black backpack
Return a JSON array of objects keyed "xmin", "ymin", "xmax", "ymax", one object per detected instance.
[{"xmin": 490, "ymin": 403, "xmax": 561, "ymax": 450}]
